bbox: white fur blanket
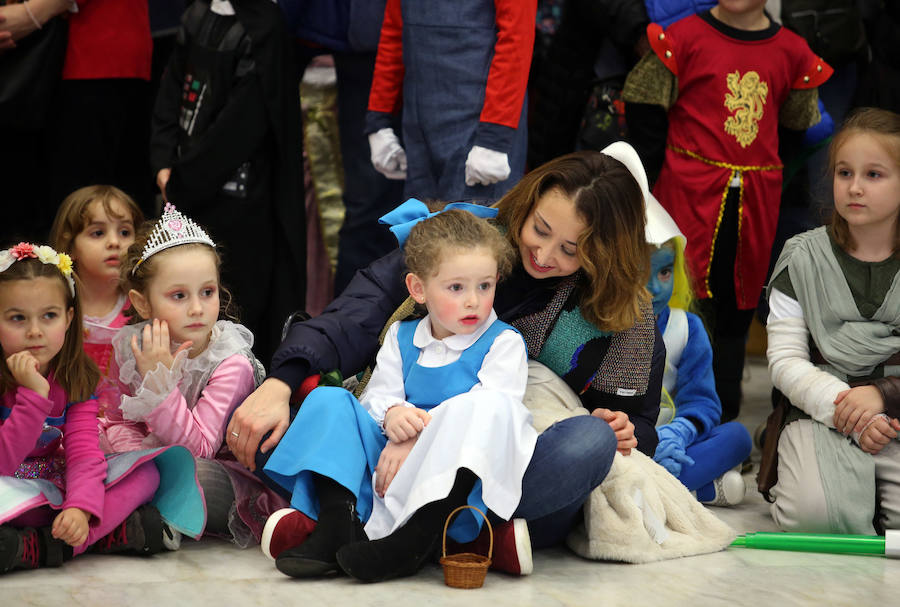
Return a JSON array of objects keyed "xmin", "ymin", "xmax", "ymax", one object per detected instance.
[{"xmin": 522, "ymin": 361, "xmax": 736, "ymax": 563}]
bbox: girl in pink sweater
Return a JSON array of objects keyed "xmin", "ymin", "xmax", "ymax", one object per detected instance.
[
  {"xmin": 0, "ymin": 244, "xmax": 168, "ymax": 574},
  {"xmin": 103, "ymin": 205, "xmax": 288, "ymax": 547}
]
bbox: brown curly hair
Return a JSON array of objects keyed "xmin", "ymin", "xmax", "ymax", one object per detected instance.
[
  {"xmin": 495, "ymin": 151, "xmax": 650, "ymax": 332},
  {"xmin": 49, "ymin": 184, "xmax": 144, "ymax": 255},
  {"xmin": 404, "ymin": 208, "xmax": 515, "ymax": 280}
]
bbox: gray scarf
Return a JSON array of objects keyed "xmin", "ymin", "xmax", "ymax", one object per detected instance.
[{"xmin": 769, "ymin": 226, "xmax": 900, "ymax": 377}]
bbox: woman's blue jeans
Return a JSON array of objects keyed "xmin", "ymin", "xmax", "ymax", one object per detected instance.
[{"xmin": 512, "ymin": 415, "xmax": 617, "ymax": 548}]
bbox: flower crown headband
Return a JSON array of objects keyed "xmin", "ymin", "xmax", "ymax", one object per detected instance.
[
  {"xmin": 0, "ymin": 243, "xmax": 75, "ymax": 296},
  {"xmin": 132, "ymin": 203, "xmax": 215, "ymax": 275}
]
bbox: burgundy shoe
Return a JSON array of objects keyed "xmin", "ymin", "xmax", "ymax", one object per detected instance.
[
  {"xmin": 449, "ymin": 518, "xmax": 532, "ymax": 576},
  {"xmin": 261, "ymin": 508, "xmax": 317, "ymax": 560}
]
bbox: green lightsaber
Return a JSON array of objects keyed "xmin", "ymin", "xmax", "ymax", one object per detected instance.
[{"xmin": 731, "ymin": 531, "xmax": 900, "ymax": 556}]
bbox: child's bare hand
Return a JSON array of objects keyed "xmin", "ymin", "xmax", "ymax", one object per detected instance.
[
  {"xmin": 858, "ymin": 415, "xmax": 899, "ymax": 455},
  {"xmin": 130, "ymin": 319, "xmax": 192, "ymax": 378},
  {"xmin": 6, "ymin": 351, "xmax": 49, "ymax": 397},
  {"xmin": 375, "ymin": 436, "xmax": 417, "ymax": 497},
  {"xmin": 833, "ymin": 386, "xmax": 885, "ymax": 435},
  {"xmin": 591, "ymin": 407, "xmax": 637, "ymax": 455},
  {"xmin": 156, "ymin": 168, "xmax": 171, "ymax": 202},
  {"xmin": 384, "ymin": 406, "xmax": 431, "ymax": 443},
  {"xmin": 52, "ymin": 507, "xmax": 90, "ymax": 547}
]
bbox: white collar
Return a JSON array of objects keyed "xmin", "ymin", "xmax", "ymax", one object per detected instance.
[{"xmin": 412, "ymin": 309, "xmax": 499, "ymax": 351}]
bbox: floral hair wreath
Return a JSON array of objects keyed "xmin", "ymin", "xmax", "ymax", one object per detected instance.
[{"xmin": 0, "ymin": 243, "xmax": 75, "ymax": 297}]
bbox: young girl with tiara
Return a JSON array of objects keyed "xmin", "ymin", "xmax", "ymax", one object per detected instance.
[
  {"xmin": 49, "ymin": 185, "xmax": 144, "ymax": 425},
  {"xmin": 104, "ymin": 204, "xmax": 288, "ymax": 547},
  {"xmin": 644, "ymin": 198, "xmax": 752, "ymax": 506},
  {"xmin": 767, "ymin": 107, "xmax": 900, "ymax": 533},
  {"xmin": 0, "ymin": 244, "xmax": 202, "ymax": 574},
  {"xmin": 261, "ymin": 203, "xmax": 538, "ymax": 582}
]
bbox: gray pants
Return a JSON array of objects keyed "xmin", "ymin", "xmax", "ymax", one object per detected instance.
[{"xmin": 771, "ymin": 419, "xmax": 900, "ymax": 534}]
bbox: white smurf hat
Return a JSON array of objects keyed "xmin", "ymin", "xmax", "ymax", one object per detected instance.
[{"xmin": 600, "ymin": 141, "xmax": 685, "ymax": 248}]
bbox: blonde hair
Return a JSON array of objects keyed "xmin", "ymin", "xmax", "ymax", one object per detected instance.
[
  {"xmin": 0, "ymin": 258, "xmax": 99, "ymax": 401},
  {"xmin": 828, "ymin": 107, "xmax": 900, "ymax": 254},
  {"xmin": 653, "ymin": 239, "xmax": 694, "ymax": 312},
  {"xmin": 404, "ymin": 208, "xmax": 515, "ymax": 280},
  {"xmin": 49, "ymin": 185, "xmax": 144, "ymax": 255},
  {"xmin": 495, "ymin": 151, "xmax": 649, "ymax": 332},
  {"xmin": 120, "ymin": 222, "xmax": 238, "ymax": 322}
]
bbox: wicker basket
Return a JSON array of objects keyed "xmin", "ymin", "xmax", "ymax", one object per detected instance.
[{"xmin": 438, "ymin": 505, "xmax": 493, "ymax": 589}]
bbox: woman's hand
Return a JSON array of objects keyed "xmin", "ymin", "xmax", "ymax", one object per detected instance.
[
  {"xmin": 858, "ymin": 415, "xmax": 900, "ymax": 455},
  {"xmin": 375, "ymin": 436, "xmax": 417, "ymax": 497},
  {"xmin": 6, "ymin": 351, "xmax": 49, "ymax": 398},
  {"xmin": 52, "ymin": 507, "xmax": 90, "ymax": 547},
  {"xmin": 226, "ymin": 377, "xmax": 292, "ymax": 470},
  {"xmin": 130, "ymin": 319, "xmax": 192, "ymax": 378},
  {"xmin": 383, "ymin": 406, "xmax": 431, "ymax": 443},
  {"xmin": 591, "ymin": 408, "xmax": 636, "ymax": 455},
  {"xmin": 834, "ymin": 385, "xmax": 885, "ymax": 436}
]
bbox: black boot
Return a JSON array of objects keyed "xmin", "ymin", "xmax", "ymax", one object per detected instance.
[
  {"xmin": 275, "ymin": 475, "xmax": 367, "ymax": 578},
  {"xmin": 91, "ymin": 504, "xmax": 164, "ymax": 556},
  {"xmin": 1, "ymin": 526, "xmax": 71, "ymax": 574},
  {"xmin": 336, "ymin": 468, "xmax": 476, "ymax": 583}
]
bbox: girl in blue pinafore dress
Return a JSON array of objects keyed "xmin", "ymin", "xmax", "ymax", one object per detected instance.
[{"xmin": 263, "ymin": 201, "xmax": 537, "ymax": 582}]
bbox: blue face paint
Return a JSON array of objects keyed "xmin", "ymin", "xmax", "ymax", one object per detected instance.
[{"xmin": 648, "ymin": 247, "xmax": 675, "ymax": 317}]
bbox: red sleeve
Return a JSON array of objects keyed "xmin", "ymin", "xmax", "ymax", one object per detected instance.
[
  {"xmin": 0, "ymin": 388, "xmax": 53, "ymax": 476},
  {"xmin": 479, "ymin": 0, "xmax": 536, "ymax": 128},
  {"xmin": 368, "ymin": 0, "xmax": 404, "ymax": 115},
  {"xmin": 61, "ymin": 397, "xmax": 107, "ymax": 521}
]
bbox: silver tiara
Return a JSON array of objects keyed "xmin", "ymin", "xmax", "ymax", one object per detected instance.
[{"xmin": 133, "ymin": 203, "xmax": 215, "ymax": 275}]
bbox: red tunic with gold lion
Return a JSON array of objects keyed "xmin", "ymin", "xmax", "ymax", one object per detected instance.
[{"xmin": 627, "ymin": 15, "xmax": 831, "ymax": 308}]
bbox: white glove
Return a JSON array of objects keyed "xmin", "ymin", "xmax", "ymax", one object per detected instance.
[
  {"xmin": 369, "ymin": 128, "xmax": 407, "ymax": 180},
  {"xmin": 464, "ymin": 145, "xmax": 510, "ymax": 187}
]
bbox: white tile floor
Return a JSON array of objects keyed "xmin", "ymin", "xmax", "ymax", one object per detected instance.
[{"xmin": 4, "ymin": 357, "xmax": 899, "ymax": 606}]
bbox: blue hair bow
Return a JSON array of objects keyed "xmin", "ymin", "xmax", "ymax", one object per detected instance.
[{"xmin": 378, "ymin": 198, "xmax": 499, "ymax": 246}]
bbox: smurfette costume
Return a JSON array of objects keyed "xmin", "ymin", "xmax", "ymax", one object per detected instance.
[
  {"xmin": 643, "ymin": 188, "xmax": 752, "ymax": 496},
  {"xmin": 264, "ymin": 200, "xmax": 537, "ymax": 542}
]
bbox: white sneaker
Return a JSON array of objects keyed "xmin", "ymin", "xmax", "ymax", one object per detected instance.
[
  {"xmin": 162, "ymin": 522, "xmax": 182, "ymax": 551},
  {"xmin": 700, "ymin": 470, "xmax": 746, "ymax": 507}
]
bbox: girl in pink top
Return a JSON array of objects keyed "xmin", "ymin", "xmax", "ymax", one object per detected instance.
[
  {"xmin": 0, "ymin": 244, "xmax": 169, "ymax": 574},
  {"xmin": 104, "ymin": 204, "xmax": 288, "ymax": 546},
  {"xmin": 50, "ymin": 185, "xmax": 145, "ymax": 424}
]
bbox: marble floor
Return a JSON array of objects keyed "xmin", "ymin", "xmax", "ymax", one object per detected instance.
[{"xmin": 4, "ymin": 356, "xmax": 899, "ymax": 606}]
